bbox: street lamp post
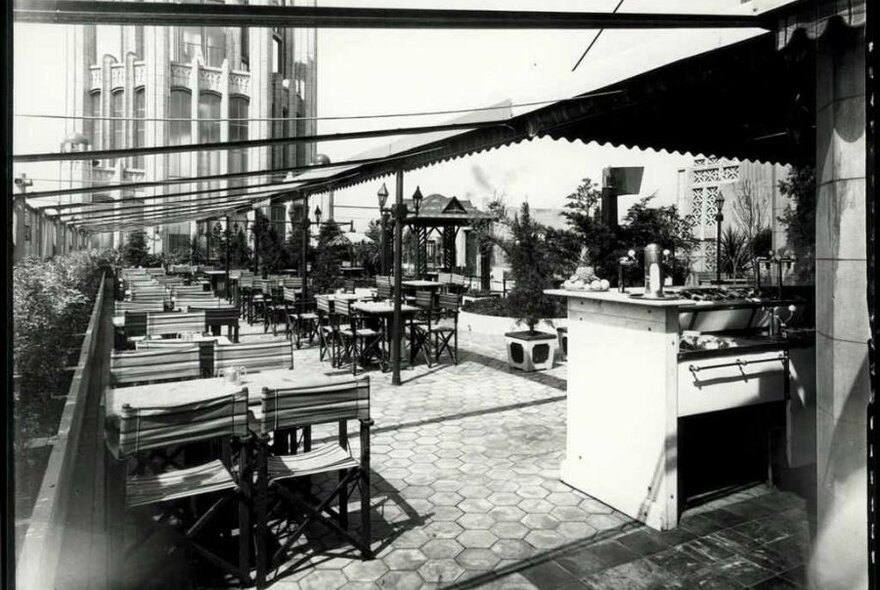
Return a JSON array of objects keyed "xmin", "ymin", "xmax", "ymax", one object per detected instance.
[
  {"xmin": 410, "ymin": 186, "xmax": 423, "ymax": 278},
  {"xmin": 301, "ymin": 196, "xmax": 311, "ymax": 302},
  {"xmin": 377, "ymin": 182, "xmax": 390, "ymax": 275},
  {"xmin": 714, "ymin": 191, "xmax": 726, "ymax": 285}
]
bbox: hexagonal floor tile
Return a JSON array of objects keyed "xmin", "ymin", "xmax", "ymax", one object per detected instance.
[
  {"xmin": 421, "ymin": 538, "xmax": 464, "ymax": 559},
  {"xmin": 298, "ymin": 569, "xmax": 348, "ymax": 590},
  {"xmin": 418, "ymin": 558, "xmax": 465, "ymax": 584},
  {"xmin": 456, "ymin": 547, "xmax": 502, "ymax": 570},
  {"xmin": 457, "ymin": 529, "xmax": 499, "ymax": 549},
  {"xmin": 458, "ymin": 513, "xmax": 496, "ymax": 530},
  {"xmin": 342, "ymin": 559, "xmax": 389, "ymax": 583},
  {"xmin": 384, "ymin": 548, "xmax": 427, "ymax": 571},
  {"xmin": 490, "ymin": 539, "xmax": 537, "ymax": 560},
  {"xmin": 490, "ymin": 521, "xmax": 530, "ymax": 540},
  {"xmin": 377, "ymin": 571, "xmax": 423, "ymax": 590}
]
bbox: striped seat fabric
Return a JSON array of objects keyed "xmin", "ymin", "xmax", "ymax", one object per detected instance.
[
  {"xmin": 110, "ymin": 346, "xmax": 201, "ymax": 386},
  {"xmin": 215, "ymin": 340, "xmax": 293, "ymax": 373},
  {"xmin": 173, "ymin": 285, "xmax": 207, "ymax": 297},
  {"xmin": 127, "ymin": 459, "xmax": 237, "ymax": 507},
  {"xmin": 266, "ymin": 445, "xmax": 358, "ymax": 482},
  {"xmin": 145, "ymin": 268, "xmax": 166, "ymax": 277},
  {"xmin": 146, "ymin": 311, "xmax": 206, "ymax": 337},
  {"xmin": 282, "ymin": 277, "xmax": 303, "ymax": 290},
  {"xmin": 376, "ymin": 283, "xmax": 393, "ymax": 300}
]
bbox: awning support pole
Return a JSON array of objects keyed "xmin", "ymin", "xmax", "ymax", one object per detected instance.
[{"xmin": 391, "ymin": 169, "xmax": 404, "ymax": 386}]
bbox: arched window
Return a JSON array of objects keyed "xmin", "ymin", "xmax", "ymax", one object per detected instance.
[
  {"xmin": 133, "ymin": 88, "xmax": 146, "ymax": 168},
  {"xmin": 198, "ymin": 93, "xmax": 222, "ymax": 190},
  {"xmin": 111, "ymin": 90, "xmax": 125, "ymax": 165},
  {"xmin": 228, "ymin": 97, "xmax": 249, "ymax": 190}
]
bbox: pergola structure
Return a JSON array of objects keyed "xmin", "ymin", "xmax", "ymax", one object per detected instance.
[{"xmin": 403, "ymin": 190, "xmax": 493, "ymax": 279}]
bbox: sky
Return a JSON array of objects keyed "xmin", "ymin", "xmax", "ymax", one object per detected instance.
[{"xmin": 12, "ymin": 0, "xmax": 757, "ymax": 230}]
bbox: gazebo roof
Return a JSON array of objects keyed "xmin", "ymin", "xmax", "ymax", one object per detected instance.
[{"xmin": 402, "ymin": 193, "xmax": 494, "ymax": 227}]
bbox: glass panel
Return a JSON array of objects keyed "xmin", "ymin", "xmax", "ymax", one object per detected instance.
[
  {"xmin": 134, "ymin": 89, "xmax": 145, "ymax": 168},
  {"xmin": 88, "ymin": 92, "xmax": 101, "ymax": 151},
  {"xmin": 228, "ymin": 97, "xmax": 249, "ymax": 190},
  {"xmin": 111, "ymin": 91, "xmax": 125, "ymax": 166},
  {"xmin": 198, "ymin": 93, "xmax": 222, "ymax": 192},
  {"xmin": 203, "ymin": 27, "xmax": 226, "ymax": 67}
]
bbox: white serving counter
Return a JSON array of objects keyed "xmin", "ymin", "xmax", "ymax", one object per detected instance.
[{"xmin": 546, "ymin": 288, "xmax": 815, "ymax": 530}]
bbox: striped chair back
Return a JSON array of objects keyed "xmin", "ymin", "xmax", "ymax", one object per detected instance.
[
  {"xmin": 200, "ymin": 306, "xmax": 240, "ymax": 326},
  {"xmin": 344, "ymin": 280, "xmax": 356, "ymax": 293},
  {"xmin": 376, "ymin": 275, "xmax": 392, "ymax": 287},
  {"xmin": 376, "ymin": 283, "xmax": 393, "ymax": 300},
  {"xmin": 414, "ymin": 290, "xmax": 434, "ymax": 310},
  {"xmin": 110, "ymin": 346, "xmax": 201, "ymax": 386},
  {"xmin": 112, "ymin": 387, "xmax": 249, "ymax": 458},
  {"xmin": 437, "ymin": 293, "xmax": 461, "ymax": 311},
  {"xmin": 136, "ymin": 340, "xmax": 202, "ymax": 349},
  {"xmin": 335, "ymin": 299, "xmax": 353, "ymax": 318},
  {"xmin": 282, "ymin": 277, "xmax": 303, "ymax": 289},
  {"xmin": 146, "ymin": 311, "xmax": 206, "ymax": 337},
  {"xmin": 197, "ymin": 265, "xmax": 215, "ymax": 274},
  {"xmin": 239, "ymin": 275, "xmax": 253, "ymax": 289},
  {"xmin": 450, "ymin": 274, "xmax": 467, "ymax": 287},
  {"xmin": 252, "ymin": 278, "xmax": 271, "ymax": 292},
  {"xmin": 116, "ymin": 301, "xmax": 164, "ymax": 314},
  {"xmin": 437, "ymin": 272, "xmax": 452, "ymax": 285},
  {"xmin": 155, "ymin": 275, "xmax": 183, "ymax": 286},
  {"xmin": 316, "ymin": 296, "xmax": 334, "ymax": 316},
  {"xmin": 259, "ymin": 377, "xmax": 370, "ymax": 434},
  {"xmin": 282, "ymin": 287, "xmax": 299, "ymax": 303},
  {"xmin": 173, "ymin": 285, "xmax": 206, "ymax": 297},
  {"xmin": 215, "ymin": 341, "xmax": 293, "ymax": 373},
  {"xmin": 170, "ymin": 264, "xmax": 194, "ymax": 275},
  {"xmin": 180, "ymin": 297, "xmax": 225, "ymax": 310}
]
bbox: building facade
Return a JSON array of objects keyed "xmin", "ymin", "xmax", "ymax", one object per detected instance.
[
  {"xmin": 62, "ymin": 0, "xmax": 317, "ymax": 255},
  {"xmin": 676, "ymin": 156, "xmax": 792, "ymax": 277}
]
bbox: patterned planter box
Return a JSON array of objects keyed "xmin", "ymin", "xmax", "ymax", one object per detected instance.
[{"xmin": 504, "ymin": 330, "xmax": 557, "ymax": 372}]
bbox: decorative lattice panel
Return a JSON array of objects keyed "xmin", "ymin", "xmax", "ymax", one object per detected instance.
[
  {"xmin": 704, "ymin": 240, "xmax": 717, "ymax": 271},
  {"xmin": 722, "ymin": 165, "xmax": 740, "ymax": 180}
]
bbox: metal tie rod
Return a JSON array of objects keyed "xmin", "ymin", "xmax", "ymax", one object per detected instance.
[{"xmin": 13, "ymin": 1, "xmax": 770, "ymax": 29}]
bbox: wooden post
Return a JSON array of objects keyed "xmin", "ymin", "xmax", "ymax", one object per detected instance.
[
  {"xmin": 301, "ymin": 195, "xmax": 310, "ymax": 303},
  {"xmin": 391, "ymin": 170, "xmax": 404, "ymax": 386}
]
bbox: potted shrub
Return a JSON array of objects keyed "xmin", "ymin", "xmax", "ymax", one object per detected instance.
[{"xmin": 499, "ymin": 202, "xmax": 559, "ymax": 372}]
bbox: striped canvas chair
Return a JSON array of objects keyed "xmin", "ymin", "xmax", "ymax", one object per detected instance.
[
  {"xmin": 335, "ymin": 300, "xmax": 383, "ymax": 375},
  {"xmin": 254, "ymin": 378, "xmax": 372, "ymax": 587},
  {"xmin": 110, "ymin": 346, "xmax": 201, "ymax": 386},
  {"xmin": 215, "ymin": 340, "xmax": 294, "ymax": 374},
  {"xmin": 316, "ymin": 297, "xmax": 341, "ymax": 366},
  {"xmin": 145, "ymin": 311, "xmax": 206, "ymax": 338},
  {"xmin": 376, "ymin": 283, "xmax": 393, "ymax": 301},
  {"xmin": 105, "ymin": 387, "xmax": 251, "ymax": 587},
  {"xmin": 283, "ymin": 290, "xmax": 320, "ymax": 350}
]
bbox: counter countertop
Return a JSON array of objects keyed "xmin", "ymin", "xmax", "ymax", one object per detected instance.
[{"xmin": 545, "ymin": 288, "xmax": 694, "ymax": 308}]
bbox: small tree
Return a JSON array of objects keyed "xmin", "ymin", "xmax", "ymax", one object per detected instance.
[
  {"xmin": 123, "ymin": 229, "xmax": 149, "ymax": 267},
  {"xmin": 497, "ymin": 202, "xmax": 558, "ymax": 333},
  {"xmin": 777, "ymin": 165, "xmax": 816, "ymax": 283},
  {"xmin": 311, "ymin": 220, "xmax": 347, "ymax": 293}
]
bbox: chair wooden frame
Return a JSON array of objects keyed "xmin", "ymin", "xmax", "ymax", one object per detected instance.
[
  {"xmin": 105, "ymin": 388, "xmax": 253, "ymax": 587},
  {"xmin": 254, "ymin": 379, "xmax": 372, "ymax": 588},
  {"xmin": 336, "ymin": 301, "xmax": 384, "ymax": 375}
]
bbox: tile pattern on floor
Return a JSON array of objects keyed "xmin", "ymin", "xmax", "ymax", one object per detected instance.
[{"xmin": 125, "ymin": 317, "xmax": 810, "ymax": 589}]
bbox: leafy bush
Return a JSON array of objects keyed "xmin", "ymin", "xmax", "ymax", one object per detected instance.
[
  {"xmin": 13, "ymin": 249, "xmax": 115, "ymax": 444},
  {"xmin": 123, "ymin": 230, "xmax": 149, "ymax": 267}
]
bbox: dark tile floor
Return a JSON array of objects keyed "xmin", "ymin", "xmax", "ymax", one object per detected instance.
[{"xmin": 507, "ymin": 489, "xmax": 809, "ymax": 590}]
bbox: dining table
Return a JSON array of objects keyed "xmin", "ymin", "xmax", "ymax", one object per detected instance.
[
  {"xmin": 353, "ymin": 301, "xmax": 425, "ymax": 369},
  {"xmin": 105, "ymin": 368, "xmax": 356, "ymax": 428}
]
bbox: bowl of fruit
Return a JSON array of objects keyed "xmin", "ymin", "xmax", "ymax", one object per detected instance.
[{"xmin": 562, "ymin": 266, "xmax": 610, "ymax": 292}]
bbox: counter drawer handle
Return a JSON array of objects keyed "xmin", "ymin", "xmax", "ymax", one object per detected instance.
[{"xmin": 688, "ymin": 354, "xmax": 785, "ymax": 375}]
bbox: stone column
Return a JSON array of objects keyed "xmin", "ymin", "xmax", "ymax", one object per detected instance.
[{"xmin": 809, "ymin": 24, "xmax": 871, "ymax": 590}]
